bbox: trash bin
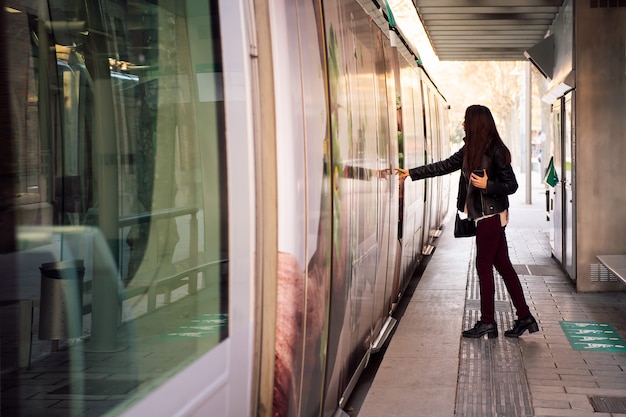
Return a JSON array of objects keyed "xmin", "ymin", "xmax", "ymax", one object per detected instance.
[{"xmin": 39, "ymin": 259, "xmax": 85, "ymax": 340}]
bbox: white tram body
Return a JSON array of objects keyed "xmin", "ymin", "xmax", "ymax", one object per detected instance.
[{"xmin": 0, "ymin": 0, "xmax": 450, "ymax": 416}]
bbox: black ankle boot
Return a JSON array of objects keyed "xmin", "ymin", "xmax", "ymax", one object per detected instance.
[
  {"xmin": 504, "ymin": 315, "xmax": 539, "ymax": 338},
  {"xmin": 462, "ymin": 321, "xmax": 498, "ymax": 338}
]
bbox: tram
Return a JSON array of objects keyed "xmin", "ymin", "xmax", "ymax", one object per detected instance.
[{"xmin": 0, "ymin": 0, "xmax": 450, "ymax": 416}]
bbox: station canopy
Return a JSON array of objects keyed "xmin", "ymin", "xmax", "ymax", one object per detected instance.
[{"xmin": 413, "ymin": 0, "xmax": 564, "ymax": 61}]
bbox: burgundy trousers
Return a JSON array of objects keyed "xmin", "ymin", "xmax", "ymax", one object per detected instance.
[{"xmin": 475, "ymin": 214, "xmax": 531, "ymax": 324}]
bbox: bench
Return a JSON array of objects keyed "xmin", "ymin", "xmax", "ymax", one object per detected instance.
[
  {"xmin": 118, "ymin": 206, "xmax": 210, "ymax": 312},
  {"xmin": 596, "ymin": 255, "xmax": 626, "ymax": 285},
  {"xmin": 122, "ymin": 254, "xmax": 215, "ymax": 312}
]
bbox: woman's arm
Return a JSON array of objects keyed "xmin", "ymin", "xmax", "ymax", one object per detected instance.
[
  {"xmin": 407, "ymin": 147, "xmax": 464, "ymax": 180},
  {"xmin": 395, "ymin": 148, "xmax": 464, "ymax": 181}
]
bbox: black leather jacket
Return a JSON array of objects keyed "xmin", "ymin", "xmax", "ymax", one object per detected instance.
[{"xmin": 408, "ymin": 141, "xmax": 518, "ymax": 220}]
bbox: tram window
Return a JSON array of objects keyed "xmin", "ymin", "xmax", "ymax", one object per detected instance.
[{"xmin": 3, "ymin": 1, "xmax": 227, "ymax": 415}]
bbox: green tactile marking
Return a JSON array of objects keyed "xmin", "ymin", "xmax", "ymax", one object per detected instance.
[
  {"xmin": 560, "ymin": 321, "xmax": 626, "ymax": 352},
  {"xmin": 161, "ymin": 313, "xmax": 227, "ymax": 339}
]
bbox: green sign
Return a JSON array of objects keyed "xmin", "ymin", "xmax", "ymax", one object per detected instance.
[{"xmin": 560, "ymin": 321, "xmax": 626, "ymax": 352}]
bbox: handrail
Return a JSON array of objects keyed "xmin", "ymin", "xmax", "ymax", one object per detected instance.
[{"xmin": 119, "ymin": 206, "xmax": 198, "ymax": 227}]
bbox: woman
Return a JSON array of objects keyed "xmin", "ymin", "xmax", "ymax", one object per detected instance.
[{"xmin": 396, "ymin": 104, "xmax": 538, "ymax": 339}]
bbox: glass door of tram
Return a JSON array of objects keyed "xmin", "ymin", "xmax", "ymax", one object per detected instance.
[{"xmin": 3, "ymin": 1, "xmax": 255, "ymax": 416}]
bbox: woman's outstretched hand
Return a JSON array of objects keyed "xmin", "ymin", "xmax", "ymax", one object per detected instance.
[{"xmin": 395, "ymin": 168, "xmax": 409, "ymax": 181}]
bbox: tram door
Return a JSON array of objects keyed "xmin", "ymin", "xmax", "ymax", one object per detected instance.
[
  {"xmin": 421, "ymin": 82, "xmax": 434, "ymax": 253},
  {"xmin": 3, "ymin": 1, "xmax": 254, "ymax": 416}
]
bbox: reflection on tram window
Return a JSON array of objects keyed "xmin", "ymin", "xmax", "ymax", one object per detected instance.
[{"xmin": 2, "ymin": 1, "xmax": 227, "ymax": 416}]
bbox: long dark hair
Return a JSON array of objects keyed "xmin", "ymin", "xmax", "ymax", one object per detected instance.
[{"xmin": 462, "ymin": 104, "xmax": 511, "ymax": 171}]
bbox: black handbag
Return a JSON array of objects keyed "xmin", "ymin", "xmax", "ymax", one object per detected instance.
[{"xmin": 454, "ymin": 213, "xmax": 476, "ymax": 238}]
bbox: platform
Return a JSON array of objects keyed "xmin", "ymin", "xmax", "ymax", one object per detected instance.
[{"xmin": 353, "ymin": 174, "xmax": 626, "ymax": 417}]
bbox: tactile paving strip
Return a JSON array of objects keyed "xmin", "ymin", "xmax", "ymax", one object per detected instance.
[{"xmin": 455, "ymin": 244, "xmax": 534, "ymax": 417}]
